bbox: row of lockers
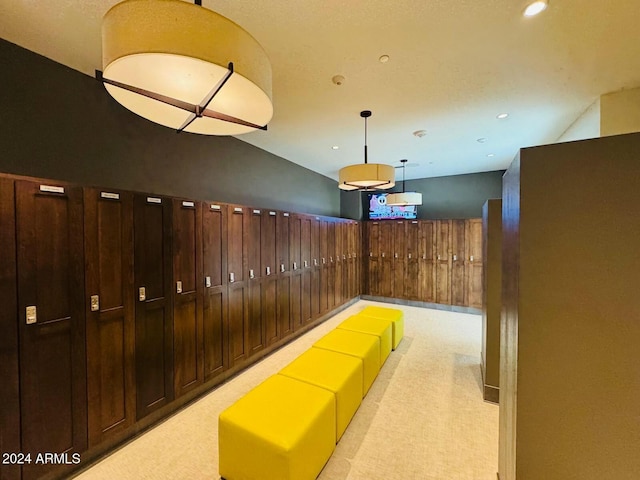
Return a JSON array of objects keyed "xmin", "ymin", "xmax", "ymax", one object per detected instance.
[
  {"xmin": 0, "ymin": 174, "xmax": 360, "ymax": 480},
  {"xmin": 363, "ymin": 219, "xmax": 483, "ymax": 308}
]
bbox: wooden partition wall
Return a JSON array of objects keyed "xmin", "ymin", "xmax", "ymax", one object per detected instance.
[
  {"xmin": 363, "ymin": 219, "xmax": 482, "ymax": 308},
  {"xmin": 0, "ymin": 173, "xmax": 361, "ymax": 480}
]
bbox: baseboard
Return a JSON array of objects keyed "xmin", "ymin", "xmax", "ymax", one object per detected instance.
[
  {"xmin": 360, "ymin": 295, "xmax": 482, "ymax": 315},
  {"xmin": 483, "ymin": 383, "xmax": 499, "ymax": 404}
]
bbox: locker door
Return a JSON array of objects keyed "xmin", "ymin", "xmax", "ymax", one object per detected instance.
[
  {"xmin": 262, "ymin": 211, "xmax": 278, "ymax": 345},
  {"xmin": 0, "ymin": 178, "xmax": 20, "ymax": 480},
  {"xmin": 393, "ymin": 221, "xmax": 406, "ymax": 299},
  {"xmin": 247, "ymin": 209, "xmax": 264, "ymax": 355},
  {"xmin": 84, "ymin": 188, "xmax": 135, "ymax": 447},
  {"xmin": 367, "ymin": 222, "xmax": 380, "ymax": 296},
  {"xmin": 334, "ymin": 222, "xmax": 344, "ymax": 306},
  {"xmin": 16, "ymin": 180, "xmax": 87, "ymax": 480},
  {"xmin": 419, "ymin": 221, "xmax": 436, "ymax": 303},
  {"xmin": 327, "ymin": 222, "xmax": 336, "ymax": 308},
  {"xmin": 451, "ymin": 219, "xmax": 467, "ymax": 306},
  {"xmin": 202, "ymin": 203, "xmax": 228, "ymax": 382},
  {"xmin": 134, "ymin": 194, "xmax": 173, "ymax": 420},
  {"xmin": 311, "ymin": 217, "xmax": 321, "ymax": 318},
  {"xmin": 466, "ymin": 218, "xmax": 484, "ymax": 308},
  {"xmin": 290, "ymin": 215, "xmax": 302, "ymax": 330},
  {"xmin": 276, "ymin": 212, "xmax": 292, "ymax": 339},
  {"xmin": 405, "ymin": 220, "xmax": 420, "ymax": 300},
  {"xmin": 319, "ymin": 220, "xmax": 329, "ymax": 312},
  {"xmin": 301, "ymin": 216, "xmax": 312, "ymax": 324},
  {"xmin": 228, "ymin": 206, "xmax": 248, "ymax": 366},
  {"xmin": 173, "ymin": 199, "xmax": 203, "ymax": 398},
  {"xmin": 379, "ymin": 221, "xmax": 394, "ymax": 298},
  {"xmin": 435, "ymin": 220, "xmax": 452, "ymax": 304}
]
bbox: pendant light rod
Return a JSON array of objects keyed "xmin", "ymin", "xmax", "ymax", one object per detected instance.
[
  {"xmin": 400, "ymin": 158, "xmax": 407, "ymax": 193},
  {"xmin": 195, "ymin": 0, "xmax": 202, "ymax": 6},
  {"xmin": 361, "ymin": 110, "xmax": 371, "ymax": 164}
]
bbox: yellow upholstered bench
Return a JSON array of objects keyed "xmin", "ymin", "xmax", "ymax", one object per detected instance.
[
  {"xmin": 280, "ymin": 347, "xmax": 363, "ymax": 441},
  {"xmin": 218, "ymin": 374, "xmax": 335, "ymax": 480},
  {"xmin": 358, "ymin": 306, "xmax": 404, "ymax": 350},
  {"xmin": 313, "ymin": 329, "xmax": 380, "ymax": 396},
  {"xmin": 337, "ymin": 315, "xmax": 393, "ymax": 366}
]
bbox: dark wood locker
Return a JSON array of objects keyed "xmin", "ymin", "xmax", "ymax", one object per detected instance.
[
  {"xmin": 327, "ymin": 222, "xmax": 336, "ymax": 308},
  {"xmin": 276, "ymin": 212, "xmax": 292, "ymax": 339},
  {"xmin": 466, "ymin": 218, "xmax": 484, "ymax": 308},
  {"xmin": 392, "ymin": 221, "xmax": 406, "ymax": 299},
  {"xmin": 451, "ymin": 219, "xmax": 466, "ymax": 306},
  {"xmin": 379, "ymin": 221, "xmax": 394, "ymax": 298},
  {"xmin": 405, "ymin": 220, "xmax": 420, "ymax": 300},
  {"xmin": 367, "ymin": 222, "xmax": 380, "ymax": 296},
  {"xmin": 16, "ymin": 180, "xmax": 87, "ymax": 479},
  {"xmin": 227, "ymin": 206, "xmax": 249, "ymax": 366},
  {"xmin": 311, "ymin": 217, "xmax": 321, "ymax": 319},
  {"xmin": 334, "ymin": 222, "xmax": 343, "ymax": 306},
  {"xmin": 301, "ymin": 216, "xmax": 312, "ymax": 324},
  {"xmin": 84, "ymin": 188, "xmax": 135, "ymax": 447},
  {"xmin": 340, "ymin": 222, "xmax": 348, "ymax": 304},
  {"xmin": 262, "ymin": 210, "xmax": 278, "ymax": 345},
  {"xmin": 319, "ymin": 220, "xmax": 329, "ymax": 312},
  {"xmin": 247, "ymin": 209, "xmax": 264, "ymax": 356},
  {"xmin": 435, "ymin": 220, "xmax": 452, "ymax": 304},
  {"xmin": 134, "ymin": 194, "xmax": 174, "ymax": 420},
  {"xmin": 0, "ymin": 178, "xmax": 20, "ymax": 480},
  {"xmin": 172, "ymin": 199, "xmax": 204, "ymax": 398},
  {"xmin": 202, "ymin": 203, "xmax": 228, "ymax": 382},
  {"xmin": 289, "ymin": 215, "xmax": 303, "ymax": 331},
  {"xmin": 418, "ymin": 220, "xmax": 436, "ymax": 303}
]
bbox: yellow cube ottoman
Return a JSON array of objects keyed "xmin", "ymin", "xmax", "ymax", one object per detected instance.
[
  {"xmin": 280, "ymin": 347, "xmax": 363, "ymax": 441},
  {"xmin": 338, "ymin": 315, "xmax": 393, "ymax": 366},
  {"xmin": 218, "ymin": 374, "xmax": 336, "ymax": 480},
  {"xmin": 313, "ymin": 329, "xmax": 380, "ymax": 396},
  {"xmin": 359, "ymin": 306, "xmax": 404, "ymax": 350}
]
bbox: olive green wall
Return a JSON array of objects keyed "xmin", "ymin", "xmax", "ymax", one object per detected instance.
[
  {"xmin": 499, "ymin": 132, "xmax": 640, "ymax": 480},
  {"xmin": 0, "ymin": 38, "xmax": 339, "ymax": 215}
]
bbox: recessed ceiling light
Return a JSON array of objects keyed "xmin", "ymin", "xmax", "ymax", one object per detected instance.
[
  {"xmin": 497, "ymin": 113, "xmax": 509, "ymax": 119},
  {"xmin": 487, "ymin": 153, "xmax": 495, "ymax": 157},
  {"xmin": 413, "ymin": 130, "xmax": 427, "ymax": 138},
  {"xmin": 523, "ymin": 1, "xmax": 548, "ymax": 17},
  {"xmin": 332, "ymin": 145, "xmax": 339, "ymax": 150},
  {"xmin": 379, "ymin": 55, "xmax": 390, "ymax": 63},
  {"xmin": 477, "ymin": 137, "xmax": 487, "ymax": 143}
]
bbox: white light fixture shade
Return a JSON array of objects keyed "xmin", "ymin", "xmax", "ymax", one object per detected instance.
[
  {"xmin": 102, "ymin": 0, "xmax": 272, "ymax": 135},
  {"xmin": 386, "ymin": 192, "xmax": 423, "ymax": 206},
  {"xmin": 338, "ymin": 164, "xmax": 395, "ymax": 191},
  {"xmin": 523, "ymin": 1, "xmax": 548, "ymax": 17}
]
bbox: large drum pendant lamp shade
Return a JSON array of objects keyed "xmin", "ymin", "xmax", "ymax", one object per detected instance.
[
  {"xmin": 386, "ymin": 191, "xmax": 423, "ymax": 206},
  {"xmin": 338, "ymin": 164, "xmax": 395, "ymax": 191},
  {"xmin": 102, "ymin": 0, "xmax": 273, "ymax": 135}
]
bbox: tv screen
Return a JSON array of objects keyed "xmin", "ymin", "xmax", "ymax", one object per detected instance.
[{"xmin": 367, "ymin": 193, "xmax": 417, "ymax": 220}]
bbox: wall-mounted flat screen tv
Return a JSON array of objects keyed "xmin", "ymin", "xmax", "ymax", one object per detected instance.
[{"xmin": 367, "ymin": 193, "xmax": 417, "ymax": 220}]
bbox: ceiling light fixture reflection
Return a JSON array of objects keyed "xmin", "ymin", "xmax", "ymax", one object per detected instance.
[
  {"xmin": 497, "ymin": 113, "xmax": 509, "ymax": 119},
  {"xmin": 523, "ymin": 1, "xmax": 548, "ymax": 17}
]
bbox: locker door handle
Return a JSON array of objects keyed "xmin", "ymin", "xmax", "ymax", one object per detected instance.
[
  {"xmin": 369, "ymin": 252, "xmax": 372, "ymax": 257},
  {"xmin": 322, "ymin": 258, "xmax": 326, "ymax": 264},
  {"xmin": 423, "ymin": 255, "xmax": 426, "ymax": 259},
  {"xmin": 408, "ymin": 254, "xmax": 412, "ymax": 259},
  {"xmin": 280, "ymin": 264, "xmax": 285, "ymax": 273},
  {"xmin": 304, "ymin": 260, "xmax": 308, "ymax": 268},
  {"xmin": 229, "ymin": 273, "xmax": 235, "ymax": 283},
  {"xmin": 138, "ymin": 287, "xmax": 146, "ymax": 301},
  {"xmin": 205, "ymin": 276, "xmax": 212, "ymax": 288},
  {"xmin": 249, "ymin": 269, "xmax": 255, "ymax": 279},
  {"xmin": 437, "ymin": 255, "xmax": 441, "ymax": 260},
  {"xmin": 394, "ymin": 253, "xmax": 398, "ymax": 258},
  {"xmin": 470, "ymin": 255, "xmax": 474, "ymax": 262},
  {"xmin": 314, "ymin": 259, "xmax": 318, "ymax": 266},
  {"xmin": 26, "ymin": 305, "xmax": 37, "ymax": 325},
  {"xmin": 90, "ymin": 295, "xmax": 100, "ymax": 312},
  {"xmin": 176, "ymin": 281, "xmax": 183, "ymax": 294},
  {"xmin": 381, "ymin": 253, "xmax": 385, "ymax": 258},
  {"xmin": 343, "ymin": 255, "xmax": 346, "ymax": 260},
  {"xmin": 293, "ymin": 262, "xmax": 297, "ymax": 270},
  {"xmin": 266, "ymin": 266, "xmax": 271, "ymax": 276},
  {"xmin": 453, "ymin": 255, "xmax": 457, "ymax": 261}
]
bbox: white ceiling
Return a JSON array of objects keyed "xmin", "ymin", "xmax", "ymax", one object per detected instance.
[{"xmin": 2, "ymin": 0, "xmax": 639, "ymax": 181}]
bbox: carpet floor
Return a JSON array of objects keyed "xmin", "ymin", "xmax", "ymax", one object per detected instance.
[{"xmin": 73, "ymin": 300, "xmax": 498, "ymax": 480}]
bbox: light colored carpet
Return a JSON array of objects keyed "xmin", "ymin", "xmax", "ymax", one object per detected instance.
[{"xmin": 73, "ymin": 300, "xmax": 498, "ymax": 480}]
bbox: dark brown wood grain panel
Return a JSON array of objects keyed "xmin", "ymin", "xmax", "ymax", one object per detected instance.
[
  {"xmin": 227, "ymin": 206, "xmax": 248, "ymax": 366},
  {"xmin": 319, "ymin": 220, "xmax": 329, "ymax": 312},
  {"xmin": 379, "ymin": 221, "xmax": 394, "ymax": 298},
  {"xmin": 276, "ymin": 212, "xmax": 292, "ymax": 338},
  {"xmin": 327, "ymin": 222, "xmax": 337, "ymax": 307},
  {"xmin": 311, "ymin": 217, "xmax": 321, "ymax": 318},
  {"xmin": 418, "ymin": 220, "xmax": 436, "ymax": 303},
  {"xmin": 84, "ymin": 187, "xmax": 135, "ymax": 447},
  {"xmin": 451, "ymin": 219, "xmax": 466, "ymax": 306},
  {"xmin": 202, "ymin": 203, "xmax": 228, "ymax": 381},
  {"xmin": 466, "ymin": 218, "xmax": 483, "ymax": 308},
  {"xmin": 301, "ymin": 216, "xmax": 312, "ymax": 324},
  {"xmin": 435, "ymin": 220, "xmax": 452, "ymax": 305},
  {"xmin": 16, "ymin": 180, "xmax": 87, "ymax": 480},
  {"xmin": 247, "ymin": 210, "xmax": 264, "ymax": 355},
  {"xmin": 262, "ymin": 210, "xmax": 278, "ymax": 345},
  {"xmin": 289, "ymin": 215, "xmax": 302, "ymax": 330},
  {"xmin": 172, "ymin": 197, "xmax": 204, "ymax": 399},
  {"xmin": 134, "ymin": 194, "xmax": 174, "ymax": 420},
  {"xmin": 392, "ymin": 221, "xmax": 406, "ymax": 299},
  {"xmin": 405, "ymin": 221, "xmax": 420, "ymax": 300},
  {"xmin": 0, "ymin": 177, "xmax": 20, "ymax": 480}
]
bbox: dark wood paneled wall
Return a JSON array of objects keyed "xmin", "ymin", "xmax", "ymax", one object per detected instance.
[
  {"xmin": 0, "ymin": 171, "xmax": 361, "ymax": 480},
  {"xmin": 363, "ymin": 218, "xmax": 482, "ymax": 308}
]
